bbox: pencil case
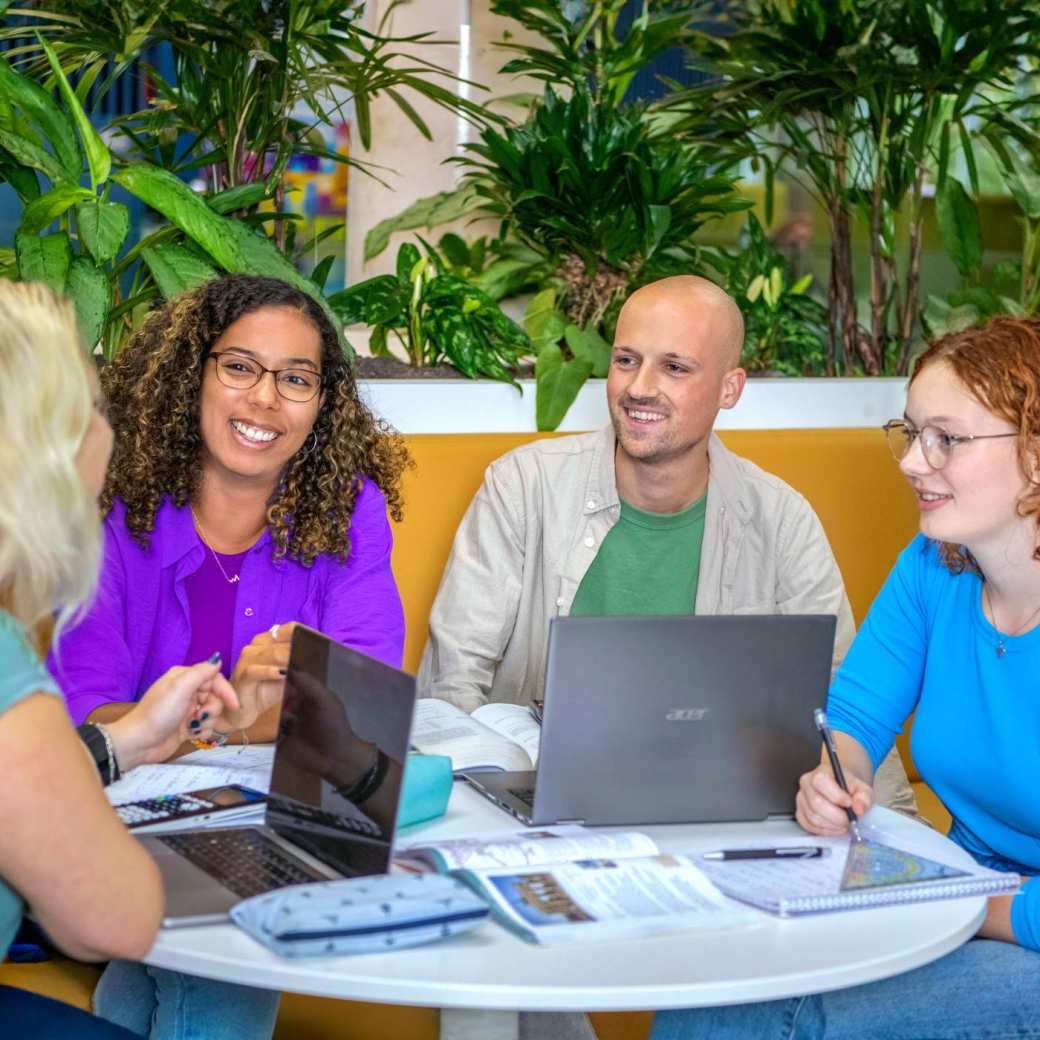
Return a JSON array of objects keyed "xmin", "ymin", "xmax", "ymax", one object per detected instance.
[
  {"xmin": 397, "ymin": 752, "xmax": 453, "ymax": 828},
  {"xmin": 230, "ymin": 873, "xmax": 489, "ymax": 958}
]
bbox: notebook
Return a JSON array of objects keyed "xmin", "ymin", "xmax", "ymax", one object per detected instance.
[{"xmin": 696, "ymin": 820, "xmax": 1020, "ymax": 917}]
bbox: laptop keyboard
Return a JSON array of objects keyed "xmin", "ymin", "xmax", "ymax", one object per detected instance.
[{"xmin": 157, "ymin": 828, "xmax": 324, "ymax": 900}]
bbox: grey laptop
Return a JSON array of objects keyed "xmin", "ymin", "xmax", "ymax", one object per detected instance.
[
  {"xmin": 139, "ymin": 625, "xmax": 416, "ymax": 927},
  {"xmin": 465, "ymin": 614, "xmax": 836, "ymax": 827}
]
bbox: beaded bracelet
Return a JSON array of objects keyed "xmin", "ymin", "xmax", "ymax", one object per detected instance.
[{"xmin": 335, "ymin": 749, "xmax": 389, "ymax": 806}]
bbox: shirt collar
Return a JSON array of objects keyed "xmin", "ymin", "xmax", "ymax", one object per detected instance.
[{"xmin": 156, "ymin": 497, "xmax": 273, "ymax": 568}]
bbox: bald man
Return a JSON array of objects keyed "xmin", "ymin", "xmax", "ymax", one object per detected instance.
[{"xmin": 418, "ymin": 275, "xmax": 915, "ymax": 814}]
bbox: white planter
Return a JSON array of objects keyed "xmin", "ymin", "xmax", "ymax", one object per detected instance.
[{"xmin": 357, "ymin": 377, "xmax": 909, "ymax": 434}]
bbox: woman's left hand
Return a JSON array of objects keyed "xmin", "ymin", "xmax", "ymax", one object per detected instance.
[{"xmin": 106, "ymin": 661, "xmax": 240, "ymax": 769}]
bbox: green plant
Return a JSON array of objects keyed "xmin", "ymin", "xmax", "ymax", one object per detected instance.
[
  {"xmin": 674, "ymin": 0, "xmax": 1040, "ymax": 374},
  {"xmin": 327, "ymin": 241, "xmax": 531, "ymax": 383},
  {"xmin": 712, "ymin": 215, "xmax": 828, "ymax": 376},
  {"xmin": 0, "ymin": 43, "xmax": 342, "ymax": 357}
]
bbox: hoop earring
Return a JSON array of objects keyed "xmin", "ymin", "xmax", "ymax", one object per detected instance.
[{"xmin": 301, "ymin": 431, "xmax": 320, "ymax": 458}]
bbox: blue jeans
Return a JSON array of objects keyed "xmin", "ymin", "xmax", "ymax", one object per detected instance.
[
  {"xmin": 93, "ymin": 961, "xmax": 280, "ymax": 1040},
  {"xmin": 0, "ymin": 984, "xmax": 140, "ymax": 1039},
  {"xmin": 652, "ymin": 940, "xmax": 1040, "ymax": 1040}
]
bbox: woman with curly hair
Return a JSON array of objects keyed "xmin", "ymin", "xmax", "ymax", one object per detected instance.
[
  {"xmin": 653, "ymin": 318, "xmax": 1040, "ymax": 1040},
  {"xmin": 49, "ymin": 274, "xmax": 410, "ymax": 747},
  {"xmin": 48, "ymin": 274, "xmax": 410, "ymax": 1040}
]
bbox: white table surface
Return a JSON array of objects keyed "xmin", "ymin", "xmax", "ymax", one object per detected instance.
[{"xmin": 144, "ymin": 784, "xmax": 983, "ymax": 1015}]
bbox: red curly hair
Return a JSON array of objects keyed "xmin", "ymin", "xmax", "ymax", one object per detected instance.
[{"xmin": 911, "ymin": 316, "xmax": 1040, "ymax": 572}]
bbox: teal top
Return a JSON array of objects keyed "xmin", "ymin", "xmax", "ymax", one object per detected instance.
[
  {"xmin": 0, "ymin": 610, "xmax": 61, "ymax": 956},
  {"xmin": 571, "ymin": 494, "xmax": 707, "ymax": 616}
]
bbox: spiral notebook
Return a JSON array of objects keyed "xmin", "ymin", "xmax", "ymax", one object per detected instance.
[{"xmin": 697, "ymin": 829, "xmax": 1020, "ymax": 917}]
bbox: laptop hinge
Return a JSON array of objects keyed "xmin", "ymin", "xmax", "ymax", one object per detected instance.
[{"xmin": 556, "ymin": 819, "xmax": 586, "ymax": 826}]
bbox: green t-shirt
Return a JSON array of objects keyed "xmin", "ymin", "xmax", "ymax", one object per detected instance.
[
  {"xmin": 570, "ymin": 494, "xmax": 707, "ymax": 617},
  {"xmin": 0, "ymin": 610, "xmax": 60, "ymax": 956}
]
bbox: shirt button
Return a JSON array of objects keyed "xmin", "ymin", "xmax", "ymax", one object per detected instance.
[
  {"xmin": 586, "ymin": 499, "xmax": 596, "ymax": 510},
  {"xmin": 244, "ymin": 607, "xmax": 254, "ymax": 617},
  {"xmin": 556, "ymin": 597, "xmax": 565, "ymax": 607},
  {"xmin": 584, "ymin": 535, "xmax": 595, "ymax": 548}
]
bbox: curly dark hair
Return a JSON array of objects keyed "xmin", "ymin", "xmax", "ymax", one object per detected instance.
[
  {"xmin": 911, "ymin": 315, "xmax": 1040, "ymax": 574},
  {"xmin": 101, "ymin": 274, "xmax": 412, "ymax": 565}
]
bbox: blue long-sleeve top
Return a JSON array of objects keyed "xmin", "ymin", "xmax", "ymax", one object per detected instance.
[{"xmin": 828, "ymin": 534, "xmax": 1040, "ymax": 951}]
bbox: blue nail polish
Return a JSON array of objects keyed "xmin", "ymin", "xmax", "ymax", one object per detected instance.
[
  {"xmin": 208, "ymin": 652, "xmax": 221, "ymax": 664},
  {"xmin": 190, "ymin": 719, "xmax": 201, "ymax": 730},
  {"xmin": 201, "ymin": 712, "xmax": 209, "ymax": 721}
]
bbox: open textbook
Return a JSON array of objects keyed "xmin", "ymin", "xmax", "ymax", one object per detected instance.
[
  {"xmin": 410, "ymin": 699, "xmax": 541, "ymax": 773},
  {"xmin": 397, "ymin": 828, "xmax": 760, "ymax": 943},
  {"xmin": 696, "ymin": 823, "xmax": 1021, "ymax": 917}
]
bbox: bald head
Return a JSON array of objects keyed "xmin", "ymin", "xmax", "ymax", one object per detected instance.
[{"xmin": 616, "ymin": 276, "xmax": 745, "ymax": 370}]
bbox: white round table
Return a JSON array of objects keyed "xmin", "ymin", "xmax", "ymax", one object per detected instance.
[{"xmin": 146, "ymin": 787, "xmax": 983, "ymax": 1038}]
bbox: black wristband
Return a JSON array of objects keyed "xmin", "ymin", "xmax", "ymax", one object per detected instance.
[
  {"xmin": 76, "ymin": 723, "xmax": 120, "ymax": 786},
  {"xmin": 335, "ymin": 748, "xmax": 389, "ymax": 806}
]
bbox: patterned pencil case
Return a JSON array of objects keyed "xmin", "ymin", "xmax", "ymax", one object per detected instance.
[{"xmin": 230, "ymin": 873, "xmax": 489, "ymax": 958}]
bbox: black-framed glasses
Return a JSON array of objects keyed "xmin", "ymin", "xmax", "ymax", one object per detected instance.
[
  {"xmin": 207, "ymin": 351, "xmax": 322, "ymax": 403},
  {"xmin": 882, "ymin": 419, "xmax": 1018, "ymax": 470}
]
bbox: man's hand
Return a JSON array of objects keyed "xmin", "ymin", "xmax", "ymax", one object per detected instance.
[
  {"xmin": 106, "ymin": 661, "xmax": 240, "ymax": 769},
  {"xmin": 796, "ymin": 763, "xmax": 874, "ymax": 836},
  {"xmin": 223, "ymin": 622, "xmax": 297, "ymax": 730}
]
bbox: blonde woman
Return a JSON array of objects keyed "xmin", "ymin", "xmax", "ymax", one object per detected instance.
[{"xmin": 0, "ymin": 282, "xmax": 238, "ymax": 1035}]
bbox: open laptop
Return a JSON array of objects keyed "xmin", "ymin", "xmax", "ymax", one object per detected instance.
[
  {"xmin": 138, "ymin": 626, "xmax": 416, "ymax": 927},
  {"xmin": 465, "ymin": 614, "xmax": 836, "ymax": 827}
]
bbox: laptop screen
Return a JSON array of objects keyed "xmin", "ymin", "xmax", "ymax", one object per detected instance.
[{"xmin": 265, "ymin": 626, "xmax": 416, "ymax": 877}]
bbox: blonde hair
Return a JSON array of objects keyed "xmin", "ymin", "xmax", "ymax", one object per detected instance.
[{"xmin": 0, "ymin": 282, "xmax": 100, "ymax": 635}]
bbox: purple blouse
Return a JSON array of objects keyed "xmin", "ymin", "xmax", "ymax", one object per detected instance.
[
  {"xmin": 49, "ymin": 482, "xmax": 405, "ymax": 724},
  {"xmin": 184, "ymin": 547, "xmax": 248, "ymax": 677}
]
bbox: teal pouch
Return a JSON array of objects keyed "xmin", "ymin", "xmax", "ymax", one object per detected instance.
[{"xmin": 396, "ymin": 753, "xmax": 453, "ymax": 829}]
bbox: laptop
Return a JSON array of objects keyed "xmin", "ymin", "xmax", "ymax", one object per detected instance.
[
  {"xmin": 464, "ymin": 614, "xmax": 836, "ymax": 827},
  {"xmin": 138, "ymin": 625, "xmax": 416, "ymax": 927}
]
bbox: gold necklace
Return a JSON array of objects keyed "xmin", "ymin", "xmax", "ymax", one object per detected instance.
[
  {"xmin": 190, "ymin": 507, "xmax": 240, "ymax": 585},
  {"xmin": 982, "ymin": 582, "xmax": 1040, "ymax": 658}
]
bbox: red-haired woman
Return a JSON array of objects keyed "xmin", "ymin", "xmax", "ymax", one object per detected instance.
[{"xmin": 654, "ymin": 318, "xmax": 1040, "ymax": 1039}]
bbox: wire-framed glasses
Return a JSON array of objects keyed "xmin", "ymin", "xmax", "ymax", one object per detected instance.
[
  {"xmin": 882, "ymin": 419, "xmax": 1018, "ymax": 470},
  {"xmin": 207, "ymin": 351, "xmax": 322, "ymax": 403}
]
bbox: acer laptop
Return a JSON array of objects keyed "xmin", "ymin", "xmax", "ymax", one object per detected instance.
[
  {"xmin": 465, "ymin": 614, "xmax": 836, "ymax": 827},
  {"xmin": 139, "ymin": 626, "xmax": 416, "ymax": 927}
]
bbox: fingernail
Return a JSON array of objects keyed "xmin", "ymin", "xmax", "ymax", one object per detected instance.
[
  {"xmin": 190, "ymin": 719, "xmax": 201, "ymax": 730},
  {"xmin": 278, "ymin": 668, "xmax": 287, "ymax": 676},
  {"xmin": 208, "ymin": 652, "xmax": 221, "ymax": 664},
  {"xmin": 201, "ymin": 712, "xmax": 209, "ymax": 721}
]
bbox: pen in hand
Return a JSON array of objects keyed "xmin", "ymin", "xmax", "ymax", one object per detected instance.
[
  {"xmin": 702, "ymin": 846, "xmax": 827, "ymax": 861},
  {"xmin": 814, "ymin": 708, "xmax": 864, "ymax": 842}
]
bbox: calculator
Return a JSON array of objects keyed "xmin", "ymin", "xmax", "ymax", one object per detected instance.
[{"xmin": 114, "ymin": 784, "xmax": 266, "ymax": 832}]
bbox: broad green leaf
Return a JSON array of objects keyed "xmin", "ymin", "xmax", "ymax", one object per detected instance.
[
  {"xmin": 0, "ymin": 246, "xmax": 16, "ymax": 279},
  {"xmin": 208, "ymin": 183, "xmax": 270, "ymax": 215},
  {"xmin": 327, "ymin": 276, "xmax": 409, "ymax": 326},
  {"xmin": 65, "ymin": 255, "xmax": 109, "ymax": 350},
  {"xmin": 935, "ymin": 178, "xmax": 982, "ymax": 278},
  {"xmin": 535, "ymin": 341, "xmax": 593, "ymax": 432},
  {"xmin": 438, "ymin": 232, "xmax": 472, "ymax": 269},
  {"xmin": 310, "ymin": 255, "xmax": 335, "ymax": 291},
  {"xmin": 564, "ymin": 323, "xmax": 612, "ymax": 379},
  {"xmin": 999, "ymin": 151, "xmax": 1040, "ymax": 222},
  {"xmin": 0, "ymin": 160, "xmax": 39, "ymax": 203},
  {"xmin": 0, "ymin": 55, "xmax": 80, "ymax": 180},
  {"xmin": 16, "ymin": 230, "xmax": 71, "ymax": 293},
  {"xmin": 0, "ymin": 126, "xmax": 68, "ymax": 184},
  {"xmin": 363, "ymin": 186, "xmax": 481, "ymax": 262},
  {"xmin": 524, "ymin": 288, "xmax": 567, "ymax": 346},
  {"xmin": 20, "ymin": 184, "xmax": 92, "ymax": 234},
  {"xmin": 747, "ymin": 274, "xmax": 765, "ymax": 303},
  {"xmin": 75, "ymin": 201, "xmax": 131, "ymax": 264},
  {"xmin": 140, "ymin": 243, "xmax": 218, "ymax": 299},
  {"xmin": 645, "ymin": 204, "xmax": 671, "ymax": 258},
  {"xmin": 791, "ymin": 274, "xmax": 813, "ymax": 295},
  {"xmin": 921, "ymin": 293, "xmax": 978, "ymax": 339},
  {"xmin": 39, "ymin": 37, "xmax": 111, "ymax": 188}
]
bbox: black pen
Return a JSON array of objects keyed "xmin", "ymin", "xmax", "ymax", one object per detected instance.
[
  {"xmin": 814, "ymin": 708, "xmax": 863, "ymax": 841},
  {"xmin": 702, "ymin": 846, "xmax": 828, "ymax": 861}
]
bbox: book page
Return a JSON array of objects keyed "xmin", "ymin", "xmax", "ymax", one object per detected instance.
[
  {"xmin": 466, "ymin": 853, "xmax": 761, "ymax": 944},
  {"xmin": 411, "ymin": 699, "xmax": 533, "ymax": 773},
  {"xmin": 471, "ymin": 703, "xmax": 542, "ymax": 766},
  {"xmin": 399, "ymin": 827, "xmax": 657, "ymax": 873},
  {"xmin": 105, "ymin": 745, "xmax": 274, "ymax": 806}
]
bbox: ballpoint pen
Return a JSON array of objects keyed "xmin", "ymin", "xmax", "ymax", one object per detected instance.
[
  {"xmin": 813, "ymin": 708, "xmax": 864, "ymax": 842},
  {"xmin": 702, "ymin": 846, "xmax": 828, "ymax": 861}
]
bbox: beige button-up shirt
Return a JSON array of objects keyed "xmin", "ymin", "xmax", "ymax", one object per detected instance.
[{"xmin": 417, "ymin": 427, "xmax": 916, "ymax": 814}]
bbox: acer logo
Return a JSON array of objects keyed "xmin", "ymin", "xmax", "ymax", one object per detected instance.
[{"xmin": 666, "ymin": 708, "xmax": 709, "ymax": 722}]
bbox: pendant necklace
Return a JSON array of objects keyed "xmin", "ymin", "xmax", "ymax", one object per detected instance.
[
  {"xmin": 982, "ymin": 582, "xmax": 1040, "ymax": 658},
  {"xmin": 191, "ymin": 506, "xmax": 241, "ymax": 585}
]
